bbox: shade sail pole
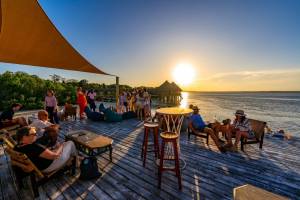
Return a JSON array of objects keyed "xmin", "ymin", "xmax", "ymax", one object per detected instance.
[{"xmin": 116, "ymin": 76, "xmax": 119, "ymax": 109}]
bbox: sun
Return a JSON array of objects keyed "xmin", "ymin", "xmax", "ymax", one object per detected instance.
[{"xmin": 172, "ymin": 63, "xmax": 195, "ymax": 86}]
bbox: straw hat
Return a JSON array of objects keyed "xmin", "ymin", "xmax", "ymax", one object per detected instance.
[{"xmin": 235, "ymin": 110, "xmax": 246, "ymax": 116}]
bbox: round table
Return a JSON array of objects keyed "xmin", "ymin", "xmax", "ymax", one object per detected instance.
[{"xmin": 156, "ymin": 107, "xmax": 193, "ymax": 169}]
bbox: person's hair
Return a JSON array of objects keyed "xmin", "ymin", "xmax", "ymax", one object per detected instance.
[
  {"xmin": 77, "ymin": 87, "xmax": 82, "ymax": 92},
  {"xmin": 47, "ymin": 89, "xmax": 54, "ymax": 96},
  {"xmin": 11, "ymin": 103, "xmax": 22, "ymax": 109},
  {"xmin": 189, "ymin": 104, "xmax": 193, "ymax": 109},
  {"xmin": 16, "ymin": 126, "xmax": 31, "ymax": 144},
  {"xmin": 38, "ymin": 110, "xmax": 48, "ymax": 119}
]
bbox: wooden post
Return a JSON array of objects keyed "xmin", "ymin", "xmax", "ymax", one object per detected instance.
[{"xmin": 116, "ymin": 76, "xmax": 119, "ymax": 109}]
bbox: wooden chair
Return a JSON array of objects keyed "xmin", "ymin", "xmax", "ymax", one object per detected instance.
[
  {"xmin": 64, "ymin": 105, "xmax": 77, "ymax": 120},
  {"xmin": 187, "ymin": 123, "xmax": 209, "ymax": 145},
  {"xmin": 240, "ymin": 119, "xmax": 266, "ymax": 151},
  {"xmin": 3, "ymin": 136, "xmax": 76, "ymax": 198}
]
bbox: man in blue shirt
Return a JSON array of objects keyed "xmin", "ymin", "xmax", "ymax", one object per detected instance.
[{"xmin": 189, "ymin": 106, "xmax": 226, "ymax": 153}]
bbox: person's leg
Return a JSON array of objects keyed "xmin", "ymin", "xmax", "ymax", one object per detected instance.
[
  {"xmin": 12, "ymin": 117, "xmax": 28, "ymax": 126},
  {"xmin": 204, "ymin": 127, "xmax": 225, "ymax": 152},
  {"xmin": 233, "ymin": 131, "xmax": 248, "ymax": 151},
  {"xmin": 46, "ymin": 107, "xmax": 54, "ymax": 123},
  {"xmin": 225, "ymin": 125, "xmax": 234, "ymax": 146},
  {"xmin": 53, "ymin": 111, "xmax": 59, "ymax": 124},
  {"xmin": 42, "ymin": 141, "xmax": 77, "ymax": 173}
]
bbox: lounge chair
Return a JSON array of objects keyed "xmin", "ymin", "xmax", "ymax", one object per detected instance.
[
  {"xmin": 187, "ymin": 123, "xmax": 209, "ymax": 145},
  {"xmin": 240, "ymin": 119, "xmax": 266, "ymax": 151},
  {"xmin": 3, "ymin": 136, "xmax": 76, "ymax": 198}
]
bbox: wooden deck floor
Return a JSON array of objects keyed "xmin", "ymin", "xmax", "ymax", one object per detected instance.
[{"xmin": 1, "ymin": 119, "xmax": 300, "ymax": 200}]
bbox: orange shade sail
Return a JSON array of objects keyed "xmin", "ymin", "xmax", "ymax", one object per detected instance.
[{"xmin": 0, "ymin": 0, "xmax": 110, "ymax": 75}]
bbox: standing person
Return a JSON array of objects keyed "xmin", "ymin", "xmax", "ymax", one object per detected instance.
[
  {"xmin": 45, "ymin": 90, "xmax": 59, "ymax": 124},
  {"xmin": 87, "ymin": 89, "xmax": 97, "ymax": 112},
  {"xmin": 136, "ymin": 90, "xmax": 144, "ymax": 120},
  {"xmin": 129, "ymin": 91, "xmax": 137, "ymax": 112},
  {"xmin": 123, "ymin": 91, "xmax": 128, "ymax": 112},
  {"xmin": 0, "ymin": 103, "xmax": 28, "ymax": 128},
  {"xmin": 76, "ymin": 87, "xmax": 88, "ymax": 120},
  {"xmin": 143, "ymin": 88, "xmax": 151, "ymax": 119}
]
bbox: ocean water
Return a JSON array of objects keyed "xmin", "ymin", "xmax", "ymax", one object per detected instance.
[{"xmin": 178, "ymin": 92, "xmax": 300, "ymax": 136}]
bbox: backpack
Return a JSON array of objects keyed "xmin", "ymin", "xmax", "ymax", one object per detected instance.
[{"xmin": 79, "ymin": 157, "xmax": 102, "ymax": 180}]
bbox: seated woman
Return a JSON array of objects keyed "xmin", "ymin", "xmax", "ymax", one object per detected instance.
[
  {"xmin": 0, "ymin": 103, "xmax": 28, "ymax": 129},
  {"xmin": 14, "ymin": 126, "xmax": 77, "ymax": 173},
  {"xmin": 189, "ymin": 106, "xmax": 226, "ymax": 153},
  {"xmin": 224, "ymin": 110, "xmax": 254, "ymax": 151}
]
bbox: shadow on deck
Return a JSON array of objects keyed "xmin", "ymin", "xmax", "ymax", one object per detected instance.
[{"xmin": 1, "ymin": 119, "xmax": 300, "ymax": 200}]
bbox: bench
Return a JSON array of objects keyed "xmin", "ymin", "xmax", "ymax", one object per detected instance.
[{"xmin": 3, "ymin": 136, "xmax": 76, "ymax": 198}]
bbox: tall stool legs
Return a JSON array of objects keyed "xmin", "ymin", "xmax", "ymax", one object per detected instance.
[
  {"xmin": 158, "ymin": 131, "xmax": 182, "ymax": 190},
  {"xmin": 141, "ymin": 122, "xmax": 159, "ymax": 167}
]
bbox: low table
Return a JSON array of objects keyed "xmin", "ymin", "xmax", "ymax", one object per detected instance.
[
  {"xmin": 233, "ymin": 184, "xmax": 288, "ymax": 200},
  {"xmin": 65, "ymin": 130, "xmax": 113, "ymax": 161}
]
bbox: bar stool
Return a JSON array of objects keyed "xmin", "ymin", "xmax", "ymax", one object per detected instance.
[
  {"xmin": 157, "ymin": 131, "xmax": 182, "ymax": 190},
  {"xmin": 141, "ymin": 122, "xmax": 160, "ymax": 167}
]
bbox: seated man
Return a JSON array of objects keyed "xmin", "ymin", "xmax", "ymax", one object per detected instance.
[
  {"xmin": 223, "ymin": 110, "xmax": 253, "ymax": 151},
  {"xmin": 0, "ymin": 103, "xmax": 28, "ymax": 129},
  {"xmin": 189, "ymin": 106, "xmax": 226, "ymax": 153},
  {"xmin": 14, "ymin": 126, "xmax": 77, "ymax": 173}
]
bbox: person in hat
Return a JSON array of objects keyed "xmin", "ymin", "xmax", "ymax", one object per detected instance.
[
  {"xmin": 0, "ymin": 103, "xmax": 28, "ymax": 129},
  {"xmin": 224, "ymin": 109, "xmax": 254, "ymax": 151},
  {"xmin": 189, "ymin": 106, "xmax": 226, "ymax": 153}
]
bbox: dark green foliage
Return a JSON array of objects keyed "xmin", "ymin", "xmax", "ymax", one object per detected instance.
[{"xmin": 0, "ymin": 71, "xmax": 132, "ymax": 111}]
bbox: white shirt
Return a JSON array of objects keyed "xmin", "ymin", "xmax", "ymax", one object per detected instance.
[{"xmin": 29, "ymin": 119, "xmax": 53, "ymax": 136}]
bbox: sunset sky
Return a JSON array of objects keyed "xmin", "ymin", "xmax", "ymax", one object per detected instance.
[{"xmin": 1, "ymin": 0, "xmax": 300, "ymax": 91}]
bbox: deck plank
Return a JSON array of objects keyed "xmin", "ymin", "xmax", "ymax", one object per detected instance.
[{"xmin": 1, "ymin": 119, "xmax": 300, "ymax": 200}]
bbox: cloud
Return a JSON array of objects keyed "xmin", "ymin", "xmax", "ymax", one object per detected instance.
[
  {"xmin": 199, "ymin": 69, "xmax": 300, "ymax": 81},
  {"xmin": 191, "ymin": 68, "xmax": 300, "ymax": 91}
]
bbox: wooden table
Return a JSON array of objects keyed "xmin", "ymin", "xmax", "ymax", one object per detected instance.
[
  {"xmin": 65, "ymin": 130, "xmax": 113, "ymax": 161},
  {"xmin": 156, "ymin": 107, "xmax": 193, "ymax": 169},
  {"xmin": 233, "ymin": 184, "xmax": 288, "ymax": 200}
]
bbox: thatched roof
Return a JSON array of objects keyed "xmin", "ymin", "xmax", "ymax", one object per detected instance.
[{"xmin": 153, "ymin": 80, "xmax": 182, "ymax": 95}]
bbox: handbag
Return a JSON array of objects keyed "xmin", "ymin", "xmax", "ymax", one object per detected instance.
[{"xmin": 79, "ymin": 156, "xmax": 102, "ymax": 180}]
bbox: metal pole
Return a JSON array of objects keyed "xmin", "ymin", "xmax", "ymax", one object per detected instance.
[{"xmin": 116, "ymin": 76, "xmax": 119, "ymax": 109}]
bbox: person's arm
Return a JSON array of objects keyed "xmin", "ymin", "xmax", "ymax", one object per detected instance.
[{"xmin": 39, "ymin": 144, "xmax": 62, "ymax": 160}]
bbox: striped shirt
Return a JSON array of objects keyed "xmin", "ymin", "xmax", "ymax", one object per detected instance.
[{"xmin": 233, "ymin": 118, "xmax": 251, "ymax": 132}]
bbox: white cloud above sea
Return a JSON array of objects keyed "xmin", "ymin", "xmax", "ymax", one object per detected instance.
[{"xmin": 189, "ymin": 68, "xmax": 300, "ymax": 91}]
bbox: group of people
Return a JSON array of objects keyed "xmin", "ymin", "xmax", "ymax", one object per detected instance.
[
  {"xmin": 118, "ymin": 88, "xmax": 151, "ymax": 120},
  {"xmin": 189, "ymin": 105, "xmax": 253, "ymax": 152},
  {"xmin": 0, "ymin": 105, "xmax": 77, "ymax": 174}
]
